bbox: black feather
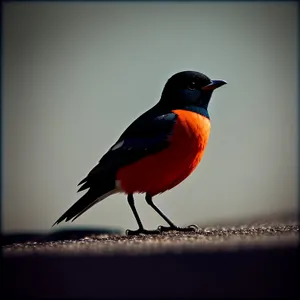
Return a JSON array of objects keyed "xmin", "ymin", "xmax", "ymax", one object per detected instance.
[
  {"xmin": 52, "ymin": 177, "xmax": 115, "ymax": 227},
  {"xmin": 77, "ymin": 181, "xmax": 90, "ymax": 192},
  {"xmin": 77, "ymin": 177, "xmax": 87, "ymax": 186},
  {"xmin": 52, "ymin": 190, "xmax": 95, "ymax": 226}
]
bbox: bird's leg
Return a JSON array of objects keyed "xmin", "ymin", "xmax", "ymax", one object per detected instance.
[
  {"xmin": 145, "ymin": 194, "xmax": 199, "ymax": 233},
  {"xmin": 126, "ymin": 194, "xmax": 160, "ymax": 236}
]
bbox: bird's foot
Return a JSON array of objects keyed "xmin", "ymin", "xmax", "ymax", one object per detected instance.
[
  {"xmin": 158, "ymin": 224, "xmax": 199, "ymax": 233},
  {"xmin": 126, "ymin": 228, "xmax": 161, "ymax": 236}
]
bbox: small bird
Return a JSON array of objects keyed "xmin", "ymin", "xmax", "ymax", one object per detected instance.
[{"xmin": 53, "ymin": 71, "xmax": 227, "ymax": 235}]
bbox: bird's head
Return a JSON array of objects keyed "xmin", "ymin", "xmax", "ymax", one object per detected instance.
[{"xmin": 159, "ymin": 71, "xmax": 227, "ymax": 112}]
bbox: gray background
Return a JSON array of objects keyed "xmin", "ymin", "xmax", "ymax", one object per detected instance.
[{"xmin": 3, "ymin": 2, "xmax": 298, "ymax": 233}]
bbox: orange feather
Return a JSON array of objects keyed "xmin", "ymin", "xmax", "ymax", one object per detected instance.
[{"xmin": 116, "ymin": 110, "xmax": 211, "ymax": 196}]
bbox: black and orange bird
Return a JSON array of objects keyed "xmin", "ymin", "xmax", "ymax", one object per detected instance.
[{"xmin": 53, "ymin": 71, "xmax": 227, "ymax": 235}]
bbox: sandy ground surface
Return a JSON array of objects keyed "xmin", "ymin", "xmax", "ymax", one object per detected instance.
[{"xmin": 3, "ymin": 221, "xmax": 298, "ymax": 255}]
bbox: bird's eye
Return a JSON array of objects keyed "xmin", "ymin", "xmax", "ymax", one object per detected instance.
[{"xmin": 188, "ymin": 81, "xmax": 197, "ymax": 90}]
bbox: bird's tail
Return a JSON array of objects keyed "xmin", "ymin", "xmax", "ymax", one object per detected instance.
[{"xmin": 52, "ymin": 184, "xmax": 118, "ymax": 227}]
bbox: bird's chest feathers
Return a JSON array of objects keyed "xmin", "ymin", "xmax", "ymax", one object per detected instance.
[{"xmin": 171, "ymin": 109, "xmax": 211, "ymax": 154}]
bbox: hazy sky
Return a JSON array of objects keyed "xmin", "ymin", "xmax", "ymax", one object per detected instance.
[{"xmin": 3, "ymin": 2, "xmax": 298, "ymax": 233}]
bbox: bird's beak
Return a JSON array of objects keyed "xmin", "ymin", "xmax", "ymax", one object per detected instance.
[{"xmin": 201, "ymin": 80, "xmax": 227, "ymax": 91}]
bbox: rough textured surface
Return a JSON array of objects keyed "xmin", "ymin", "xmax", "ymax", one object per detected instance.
[
  {"xmin": 3, "ymin": 222, "xmax": 299, "ymax": 255},
  {"xmin": 2, "ymin": 221, "xmax": 299, "ymax": 298}
]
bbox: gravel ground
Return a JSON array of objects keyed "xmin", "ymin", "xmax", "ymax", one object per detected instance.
[
  {"xmin": 3, "ymin": 221, "xmax": 298, "ymax": 298},
  {"xmin": 3, "ymin": 221, "xmax": 299, "ymax": 255}
]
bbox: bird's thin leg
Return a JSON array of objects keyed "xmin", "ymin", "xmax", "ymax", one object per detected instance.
[
  {"xmin": 145, "ymin": 194, "xmax": 177, "ymax": 227},
  {"xmin": 145, "ymin": 194, "xmax": 198, "ymax": 233},
  {"xmin": 126, "ymin": 194, "xmax": 160, "ymax": 236}
]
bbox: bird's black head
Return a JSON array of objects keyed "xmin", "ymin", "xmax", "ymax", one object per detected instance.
[{"xmin": 159, "ymin": 71, "xmax": 227, "ymax": 117}]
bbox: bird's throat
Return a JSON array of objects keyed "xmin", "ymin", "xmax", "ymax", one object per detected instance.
[{"xmin": 183, "ymin": 105, "xmax": 210, "ymax": 120}]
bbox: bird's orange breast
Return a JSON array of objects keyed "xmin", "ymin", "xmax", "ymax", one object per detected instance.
[{"xmin": 117, "ymin": 110, "xmax": 211, "ymax": 196}]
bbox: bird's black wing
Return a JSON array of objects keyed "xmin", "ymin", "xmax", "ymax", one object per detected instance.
[
  {"xmin": 52, "ymin": 110, "xmax": 177, "ymax": 226},
  {"xmin": 77, "ymin": 111, "xmax": 178, "ymax": 192}
]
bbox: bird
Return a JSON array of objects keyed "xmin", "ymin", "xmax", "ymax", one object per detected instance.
[{"xmin": 52, "ymin": 70, "xmax": 227, "ymax": 235}]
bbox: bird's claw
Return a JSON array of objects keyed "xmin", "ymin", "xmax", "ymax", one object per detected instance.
[
  {"xmin": 158, "ymin": 224, "xmax": 199, "ymax": 233},
  {"xmin": 126, "ymin": 228, "xmax": 161, "ymax": 236},
  {"xmin": 187, "ymin": 224, "xmax": 199, "ymax": 231}
]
